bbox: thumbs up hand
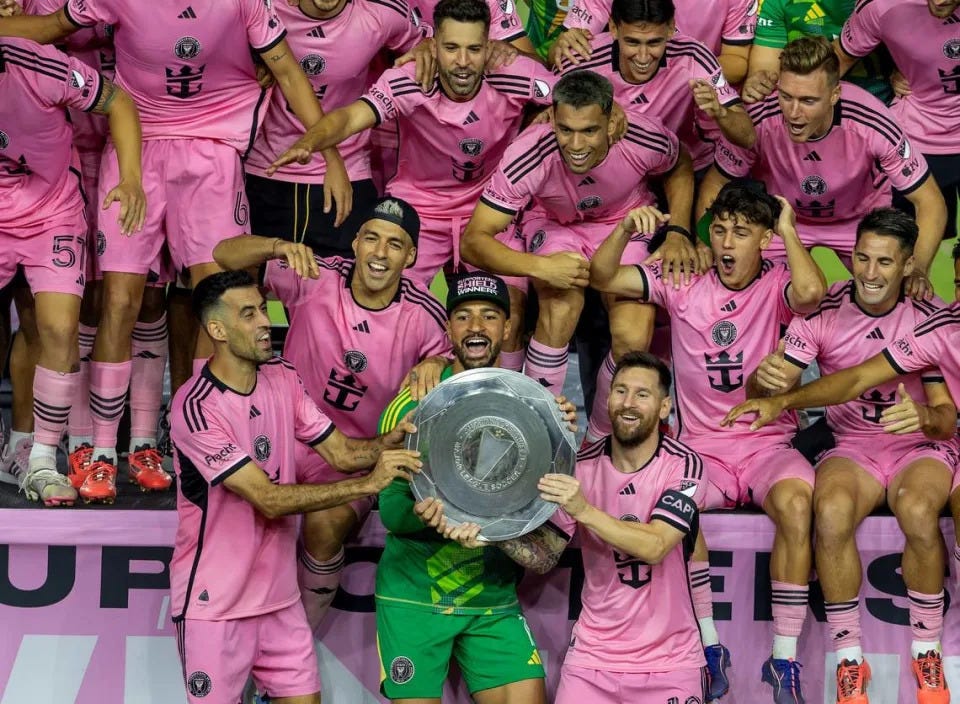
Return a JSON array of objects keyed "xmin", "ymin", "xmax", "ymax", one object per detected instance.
[
  {"xmin": 755, "ymin": 339, "xmax": 792, "ymax": 393},
  {"xmin": 880, "ymin": 382, "xmax": 927, "ymax": 435}
]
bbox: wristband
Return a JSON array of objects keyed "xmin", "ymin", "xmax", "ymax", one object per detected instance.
[{"xmin": 663, "ymin": 225, "xmax": 695, "ymax": 244}]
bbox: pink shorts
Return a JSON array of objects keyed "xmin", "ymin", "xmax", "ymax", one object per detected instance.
[
  {"xmin": 98, "ymin": 138, "xmax": 248, "ymax": 277},
  {"xmin": 555, "ymin": 664, "xmax": 706, "ymax": 704},
  {"xmin": 175, "ymin": 600, "xmax": 319, "ymax": 704},
  {"xmin": 0, "ymin": 221, "xmax": 87, "ymax": 297},
  {"xmin": 296, "ymin": 442, "xmax": 376, "ymax": 518},
  {"xmin": 522, "ymin": 214, "xmax": 653, "ymax": 264},
  {"xmin": 689, "ymin": 436, "xmax": 815, "ymax": 510},
  {"xmin": 820, "ymin": 434, "xmax": 959, "ymax": 489}
]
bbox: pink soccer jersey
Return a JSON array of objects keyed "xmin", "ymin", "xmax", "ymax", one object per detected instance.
[
  {"xmin": 560, "ymin": 33, "xmax": 741, "ymax": 170},
  {"xmin": 264, "ymin": 256, "xmax": 450, "ymax": 437},
  {"xmin": 63, "ymin": 0, "xmax": 286, "ymax": 152},
  {"xmin": 169, "ymin": 358, "xmax": 335, "ymax": 621},
  {"xmin": 411, "ymin": 0, "xmax": 525, "ymax": 42},
  {"xmin": 636, "ymin": 259, "xmax": 800, "ymax": 441},
  {"xmin": 563, "ymin": 0, "xmax": 755, "ymax": 54},
  {"xmin": 245, "ymin": 0, "xmax": 427, "ymax": 183},
  {"xmin": 361, "ymin": 58, "xmax": 555, "ymax": 218},
  {"xmin": 840, "ymin": 0, "xmax": 960, "ymax": 155},
  {"xmin": 784, "ymin": 281, "xmax": 945, "ymax": 437},
  {"xmin": 884, "ymin": 306, "xmax": 960, "ymax": 403},
  {"xmin": 480, "ymin": 119, "xmax": 678, "ymax": 224},
  {"xmin": 550, "ymin": 435, "xmax": 706, "ymax": 672},
  {"xmin": 714, "ymin": 83, "xmax": 929, "ymax": 259},
  {"xmin": 0, "ymin": 37, "xmax": 101, "ymax": 237}
]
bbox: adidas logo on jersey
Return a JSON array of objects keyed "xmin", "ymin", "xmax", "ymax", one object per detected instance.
[
  {"xmin": 178, "ymin": 5, "xmax": 197, "ymax": 18},
  {"xmin": 619, "ymin": 483, "xmax": 637, "ymax": 495},
  {"xmin": 307, "ymin": 25, "xmax": 325, "ymax": 37},
  {"xmin": 352, "ymin": 320, "xmax": 370, "ymax": 333},
  {"xmin": 462, "ymin": 110, "xmax": 480, "ymax": 125},
  {"xmin": 198, "ymin": 590, "xmax": 209, "ymax": 602},
  {"xmin": 249, "ymin": 405, "xmax": 262, "ymax": 419},
  {"xmin": 803, "ymin": 151, "xmax": 822, "ymax": 161},
  {"xmin": 527, "ymin": 650, "xmax": 542, "ymax": 665},
  {"xmin": 803, "ymin": 2, "xmax": 825, "ymax": 23},
  {"xmin": 720, "ymin": 300, "xmax": 737, "ymax": 312},
  {"xmin": 631, "ymin": 94, "xmax": 649, "ymax": 104},
  {"xmin": 866, "ymin": 327, "xmax": 884, "ymax": 340},
  {"xmin": 579, "ymin": 175, "xmax": 596, "ymax": 186},
  {"xmin": 135, "ymin": 350, "xmax": 162, "ymax": 359}
]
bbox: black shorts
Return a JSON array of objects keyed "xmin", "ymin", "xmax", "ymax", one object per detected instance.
[
  {"xmin": 246, "ymin": 174, "xmax": 380, "ymax": 258},
  {"xmin": 893, "ymin": 153, "xmax": 960, "ymax": 239}
]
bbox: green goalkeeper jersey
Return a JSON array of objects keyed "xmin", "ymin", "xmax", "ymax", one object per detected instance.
[
  {"xmin": 375, "ymin": 366, "xmax": 524, "ymax": 615},
  {"xmin": 521, "ymin": 0, "xmax": 571, "ymax": 60},
  {"xmin": 754, "ymin": 0, "xmax": 892, "ymax": 101}
]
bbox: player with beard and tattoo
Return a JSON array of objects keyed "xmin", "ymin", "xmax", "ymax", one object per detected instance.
[
  {"xmin": 531, "ymin": 351, "xmax": 708, "ymax": 704},
  {"xmin": 375, "ymin": 272, "xmax": 577, "ymax": 704}
]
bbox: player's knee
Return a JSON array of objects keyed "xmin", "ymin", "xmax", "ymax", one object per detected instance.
[
  {"xmin": 894, "ymin": 490, "xmax": 944, "ymax": 540},
  {"xmin": 771, "ymin": 486, "xmax": 813, "ymax": 533},
  {"xmin": 138, "ymin": 287, "xmax": 167, "ymax": 322},
  {"xmin": 101, "ymin": 283, "xmax": 145, "ymax": 325},
  {"xmin": 35, "ymin": 314, "xmax": 78, "ymax": 354},
  {"xmin": 813, "ymin": 490, "xmax": 858, "ymax": 542},
  {"xmin": 302, "ymin": 508, "xmax": 357, "ymax": 560}
]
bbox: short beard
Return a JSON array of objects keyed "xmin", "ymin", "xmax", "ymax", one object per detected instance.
[
  {"xmin": 453, "ymin": 339, "xmax": 502, "ymax": 370},
  {"xmin": 611, "ymin": 413, "xmax": 659, "ymax": 448}
]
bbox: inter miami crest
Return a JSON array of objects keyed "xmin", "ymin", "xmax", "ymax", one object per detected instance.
[
  {"xmin": 800, "ymin": 175, "xmax": 827, "ymax": 196},
  {"xmin": 96, "ymin": 230, "xmax": 107, "ymax": 256},
  {"xmin": 254, "ymin": 434, "xmax": 272, "ymax": 462},
  {"xmin": 528, "ymin": 229, "xmax": 546, "ymax": 252},
  {"xmin": 174, "ymin": 36, "xmax": 202, "ymax": 60},
  {"xmin": 390, "ymin": 656, "xmax": 415, "ymax": 684},
  {"xmin": 343, "ymin": 349, "xmax": 368, "ymax": 373},
  {"xmin": 187, "ymin": 671, "xmax": 212, "ymax": 697},
  {"xmin": 711, "ymin": 320, "xmax": 737, "ymax": 347},
  {"xmin": 944, "ymin": 38, "xmax": 960, "ymax": 60},
  {"xmin": 577, "ymin": 195, "xmax": 602, "ymax": 211},
  {"xmin": 0, "ymin": 131, "xmax": 8, "ymax": 150},
  {"xmin": 300, "ymin": 54, "xmax": 325, "ymax": 76},
  {"xmin": 459, "ymin": 138, "xmax": 483, "ymax": 157}
]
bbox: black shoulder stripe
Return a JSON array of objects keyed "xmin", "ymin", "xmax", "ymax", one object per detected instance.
[
  {"xmin": 576, "ymin": 439, "xmax": 606, "ymax": 461},
  {"xmin": 914, "ymin": 308, "xmax": 960, "ymax": 337},
  {"xmin": 664, "ymin": 45, "xmax": 718, "ymax": 74},
  {"xmin": 184, "ymin": 378, "xmax": 215, "ymax": 434},
  {"xmin": 368, "ymin": 0, "xmax": 409, "ymax": 17},
  {"xmin": 503, "ymin": 134, "xmax": 558, "ymax": 183},
  {"xmin": 3, "ymin": 55, "xmax": 69, "ymax": 83},
  {"xmin": 399, "ymin": 280, "xmax": 448, "ymax": 329},
  {"xmin": 3, "ymin": 43, "xmax": 69, "ymax": 74},
  {"xmin": 840, "ymin": 100, "xmax": 902, "ymax": 145}
]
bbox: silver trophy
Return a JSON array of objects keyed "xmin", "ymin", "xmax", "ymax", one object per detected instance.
[{"xmin": 405, "ymin": 368, "xmax": 577, "ymax": 541}]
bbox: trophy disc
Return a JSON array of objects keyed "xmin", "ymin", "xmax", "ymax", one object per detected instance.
[{"xmin": 406, "ymin": 368, "xmax": 577, "ymax": 541}]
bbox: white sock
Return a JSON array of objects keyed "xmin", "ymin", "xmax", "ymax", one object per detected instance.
[
  {"xmin": 92, "ymin": 447, "xmax": 118, "ymax": 465},
  {"xmin": 4, "ymin": 430, "xmax": 32, "ymax": 455},
  {"xmin": 772, "ymin": 635, "xmax": 798, "ymax": 660},
  {"xmin": 28, "ymin": 441, "xmax": 57, "ymax": 464},
  {"xmin": 698, "ymin": 617, "xmax": 720, "ymax": 647},
  {"xmin": 836, "ymin": 646, "xmax": 863, "ymax": 664},
  {"xmin": 911, "ymin": 640, "xmax": 941, "ymax": 659},
  {"xmin": 70, "ymin": 435, "xmax": 93, "ymax": 452},
  {"xmin": 129, "ymin": 436, "xmax": 157, "ymax": 454}
]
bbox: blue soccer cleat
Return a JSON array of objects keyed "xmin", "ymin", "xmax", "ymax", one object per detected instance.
[
  {"xmin": 761, "ymin": 656, "xmax": 805, "ymax": 704},
  {"xmin": 704, "ymin": 643, "xmax": 732, "ymax": 700}
]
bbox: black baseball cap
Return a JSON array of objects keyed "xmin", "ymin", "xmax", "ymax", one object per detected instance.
[
  {"xmin": 445, "ymin": 272, "xmax": 511, "ymax": 318},
  {"xmin": 365, "ymin": 196, "xmax": 420, "ymax": 247}
]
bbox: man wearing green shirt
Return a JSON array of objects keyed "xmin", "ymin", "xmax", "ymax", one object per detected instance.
[
  {"xmin": 746, "ymin": 0, "xmax": 892, "ymax": 102},
  {"xmin": 375, "ymin": 271, "xmax": 573, "ymax": 704}
]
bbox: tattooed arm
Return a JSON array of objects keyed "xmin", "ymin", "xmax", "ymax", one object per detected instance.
[
  {"xmin": 91, "ymin": 79, "xmax": 145, "ymax": 235},
  {"xmin": 496, "ymin": 524, "xmax": 569, "ymax": 574},
  {"xmin": 313, "ymin": 413, "xmax": 417, "ymax": 472}
]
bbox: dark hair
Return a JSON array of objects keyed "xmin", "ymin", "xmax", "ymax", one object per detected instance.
[
  {"xmin": 191, "ymin": 270, "xmax": 257, "ymax": 323},
  {"xmin": 611, "ymin": 351, "xmax": 672, "ymax": 397},
  {"xmin": 780, "ymin": 36, "xmax": 840, "ymax": 86},
  {"xmin": 855, "ymin": 208, "xmax": 918, "ymax": 254},
  {"xmin": 611, "ymin": 0, "xmax": 675, "ymax": 26},
  {"xmin": 707, "ymin": 179, "xmax": 781, "ymax": 230},
  {"xmin": 433, "ymin": 0, "xmax": 490, "ymax": 33},
  {"xmin": 553, "ymin": 70, "xmax": 614, "ymax": 116}
]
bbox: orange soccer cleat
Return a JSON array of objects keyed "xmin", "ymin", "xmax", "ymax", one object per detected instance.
[
  {"xmin": 913, "ymin": 650, "xmax": 949, "ymax": 704},
  {"xmin": 835, "ymin": 658, "xmax": 870, "ymax": 704},
  {"xmin": 128, "ymin": 447, "xmax": 172, "ymax": 492},
  {"xmin": 78, "ymin": 460, "xmax": 118, "ymax": 504}
]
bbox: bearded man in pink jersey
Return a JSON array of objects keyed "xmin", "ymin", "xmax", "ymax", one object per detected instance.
[
  {"xmin": 214, "ymin": 196, "xmax": 451, "ymax": 634},
  {"xmin": 533, "ymin": 351, "xmax": 708, "ymax": 704},
  {"xmin": 170, "ymin": 269, "xmax": 421, "ymax": 704},
  {"xmin": 745, "ymin": 208, "xmax": 957, "ymax": 704},
  {"xmin": 591, "ymin": 182, "xmax": 827, "ymax": 704},
  {"xmin": 835, "ymin": 0, "xmax": 960, "ymax": 245},
  {"xmin": 697, "ymin": 37, "xmax": 947, "ymax": 301}
]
